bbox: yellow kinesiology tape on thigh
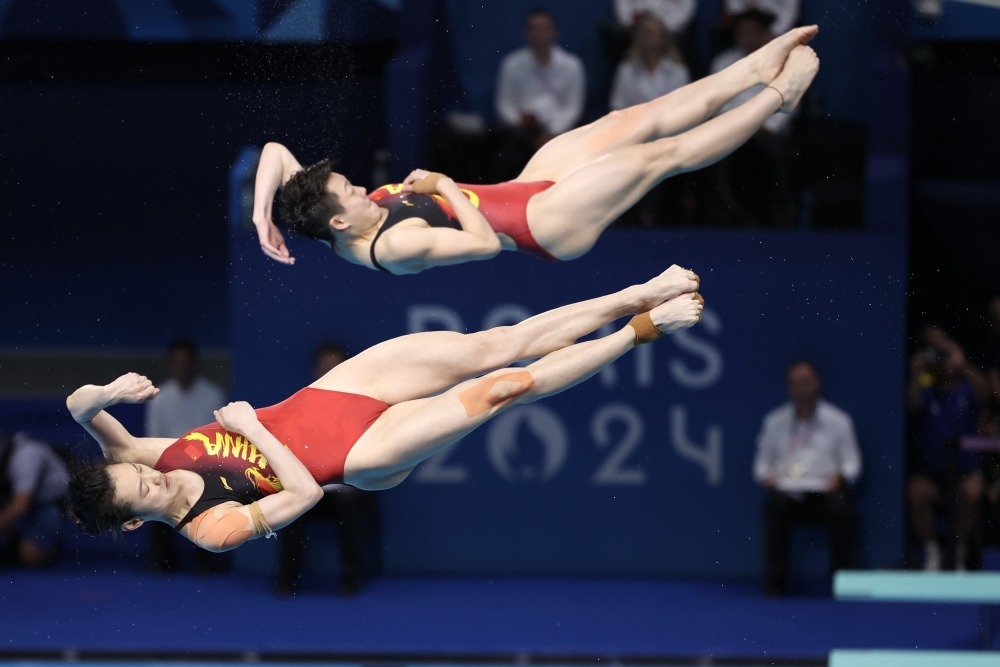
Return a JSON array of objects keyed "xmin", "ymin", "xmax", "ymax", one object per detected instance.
[{"xmin": 459, "ymin": 370, "xmax": 536, "ymax": 417}]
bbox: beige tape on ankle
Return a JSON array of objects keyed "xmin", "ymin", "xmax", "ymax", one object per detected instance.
[{"xmin": 628, "ymin": 312, "xmax": 663, "ymax": 345}]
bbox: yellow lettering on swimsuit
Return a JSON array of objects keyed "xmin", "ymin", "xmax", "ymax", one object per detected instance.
[
  {"xmin": 184, "ymin": 432, "xmax": 209, "ymax": 448},
  {"xmin": 381, "ymin": 183, "xmax": 405, "ymax": 195},
  {"xmin": 245, "ymin": 468, "xmax": 284, "ymax": 494},
  {"xmin": 461, "ymin": 188, "xmax": 480, "ymax": 208},
  {"xmin": 187, "ymin": 431, "xmax": 223, "ymax": 457},
  {"xmin": 183, "ymin": 431, "xmax": 266, "ymax": 470},
  {"xmin": 430, "ymin": 188, "xmax": 480, "ymax": 209},
  {"xmin": 231, "ymin": 435, "xmax": 248, "ymax": 460},
  {"xmin": 247, "ymin": 444, "xmax": 268, "ymax": 469}
]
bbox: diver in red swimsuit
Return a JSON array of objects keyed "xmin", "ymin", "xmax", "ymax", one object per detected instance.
[
  {"xmin": 252, "ymin": 27, "xmax": 819, "ymax": 275},
  {"xmin": 366, "ymin": 180, "xmax": 557, "ymax": 267},
  {"xmin": 66, "ymin": 266, "xmax": 703, "ymax": 552}
]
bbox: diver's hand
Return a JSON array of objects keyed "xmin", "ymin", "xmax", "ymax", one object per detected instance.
[{"xmin": 254, "ymin": 218, "xmax": 295, "ymax": 265}]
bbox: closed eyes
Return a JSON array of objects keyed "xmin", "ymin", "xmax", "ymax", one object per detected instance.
[{"xmin": 133, "ymin": 463, "xmax": 147, "ymax": 497}]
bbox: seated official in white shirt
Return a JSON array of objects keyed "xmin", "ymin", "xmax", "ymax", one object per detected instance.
[{"xmin": 752, "ymin": 360, "xmax": 861, "ymax": 595}]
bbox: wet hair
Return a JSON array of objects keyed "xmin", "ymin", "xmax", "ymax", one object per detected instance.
[
  {"xmin": 278, "ymin": 159, "xmax": 343, "ymax": 242},
  {"xmin": 68, "ymin": 455, "xmax": 134, "ymax": 538}
]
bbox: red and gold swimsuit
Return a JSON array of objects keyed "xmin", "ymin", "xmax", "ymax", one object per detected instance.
[
  {"xmin": 155, "ymin": 388, "xmax": 389, "ymax": 534},
  {"xmin": 366, "ymin": 180, "xmax": 557, "ymax": 270}
]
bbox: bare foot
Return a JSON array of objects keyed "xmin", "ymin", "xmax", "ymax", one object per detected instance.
[
  {"xmin": 650, "ymin": 292, "xmax": 704, "ymax": 334},
  {"xmin": 770, "ymin": 45, "xmax": 820, "ymax": 113},
  {"xmin": 638, "ymin": 264, "xmax": 700, "ymax": 311},
  {"xmin": 749, "ymin": 25, "xmax": 818, "ymax": 86}
]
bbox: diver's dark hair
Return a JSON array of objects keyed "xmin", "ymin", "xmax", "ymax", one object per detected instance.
[
  {"xmin": 68, "ymin": 454, "xmax": 134, "ymax": 538},
  {"xmin": 278, "ymin": 159, "xmax": 343, "ymax": 242}
]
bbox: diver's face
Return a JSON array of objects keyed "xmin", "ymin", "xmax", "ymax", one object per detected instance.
[
  {"xmin": 326, "ymin": 172, "xmax": 376, "ymax": 228},
  {"xmin": 108, "ymin": 462, "xmax": 175, "ymax": 526}
]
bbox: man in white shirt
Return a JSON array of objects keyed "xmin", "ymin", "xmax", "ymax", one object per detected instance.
[
  {"xmin": 145, "ymin": 339, "xmax": 225, "ymax": 440},
  {"xmin": 494, "ymin": 9, "xmax": 585, "ymax": 178},
  {"xmin": 144, "ymin": 338, "xmax": 227, "ymax": 572},
  {"xmin": 753, "ymin": 360, "xmax": 861, "ymax": 595}
]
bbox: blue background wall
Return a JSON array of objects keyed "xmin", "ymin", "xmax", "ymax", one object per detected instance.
[{"xmin": 228, "ymin": 227, "xmax": 906, "ymax": 578}]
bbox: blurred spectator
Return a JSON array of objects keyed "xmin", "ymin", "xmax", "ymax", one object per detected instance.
[
  {"xmin": 604, "ymin": 0, "xmax": 698, "ymax": 69},
  {"xmin": 753, "ymin": 360, "xmax": 861, "ymax": 596},
  {"xmin": 907, "ymin": 325, "xmax": 989, "ymax": 570},
  {"xmin": 724, "ymin": 0, "xmax": 800, "ymax": 35},
  {"xmin": 144, "ymin": 337, "xmax": 228, "ymax": 574},
  {"xmin": 983, "ymin": 296, "xmax": 1000, "ymax": 410},
  {"xmin": 0, "ymin": 431, "xmax": 69, "ymax": 567},
  {"xmin": 615, "ymin": 0, "xmax": 697, "ymax": 34},
  {"xmin": 610, "ymin": 14, "xmax": 695, "ymax": 227},
  {"xmin": 610, "ymin": 15, "xmax": 690, "ymax": 110},
  {"xmin": 494, "ymin": 8, "xmax": 585, "ymax": 180},
  {"xmin": 709, "ymin": 9, "xmax": 796, "ymax": 227},
  {"xmin": 979, "ymin": 298, "xmax": 1000, "ymax": 544},
  {"xmin": 275, "ymin": 343, "xmax": 380, "ymax": 597}
]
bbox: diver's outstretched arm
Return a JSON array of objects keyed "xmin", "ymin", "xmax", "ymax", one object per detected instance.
[
  {"xmin": 66, "ymin": 373, "xmax": 174, "ymax": 467},
  {"xmin": 252, "ymin": 142, "xmax": 303, "ymax": 265}
]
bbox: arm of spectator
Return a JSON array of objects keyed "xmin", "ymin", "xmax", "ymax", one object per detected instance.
[
  {"xmin": 609, "ymin": 63, "xmax": 628, "ymax": 111},
  {"xmin": 836, "ymin": 415, "xmax": 862, "ymax": 488},
  {"xmin": 252, "ymin": 142, "xmax": 303, "ymax": 265},
  {"xmin": 951, "ymin": 347, "xmax": 990, "ymax": 405},
  {"xmin": 989, "ymin": 368, "xmax": 1000, "ymax": 407},
  {"xmin": 546, "ymin": 58, "xmax": 586, "ymax": 135},
  {"xmin": 907, "ymin": 351, "xmax": 927, "ymax": 412},
  {"xmin": 495, "ymin": 57, "xmax": 523, "ymax": 127},
  {"xmin": 752, "ymin": 419, "xmax": 777, "ymax": 487},
  {"xmin": 928, "ymin": 328, "xmax": 990, "ymax": 402},
  {"xmin": 0, "ymin": 493, "xmax": 32, "ymax": 532}
]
